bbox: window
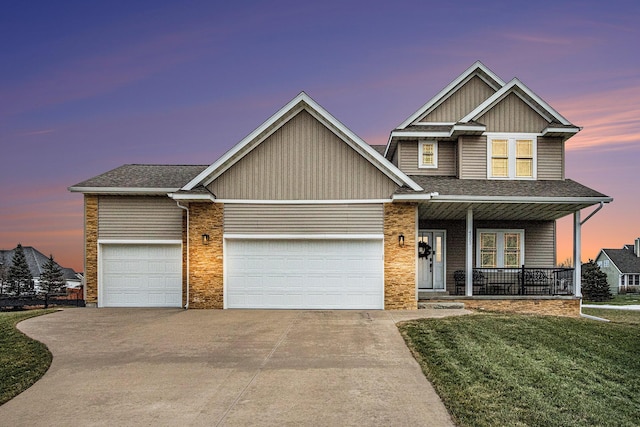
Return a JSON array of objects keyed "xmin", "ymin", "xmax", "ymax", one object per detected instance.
[
  {"xmin": 419, "ymin": 141, "xmax": 438, "ymax": 168},
  {"xmin": 477, "ymin": 229, "xmax": 524, "ymax": 268},
  {"xmin": 623, "ymin": 274, "xmax": 640, "ymax": 286},
  {"xmin": 602, "ymin": 259, "xmax": 610, "ymax": 268},
  {"xmin": 487, "ymin": 134, "xmax": 537, "ymax": 179}
]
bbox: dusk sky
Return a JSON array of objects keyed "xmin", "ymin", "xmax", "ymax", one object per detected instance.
[{"xmin": 1, "ymin": 0, "xmax": 639, "ymax": 272}]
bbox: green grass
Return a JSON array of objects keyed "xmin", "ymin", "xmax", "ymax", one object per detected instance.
[
  {"xmin": 0, "ymin": 310, "xmax": 55, "ymax": 405},
  {"xmin": 399, "ymin": 314, "xmax": 640, "ymax": 427},
  {"xmin": 585, "ymin": 294, "xmax": 640, "ymax": 305},
  {"xmin": 582, "ymin": 308, "xmax": 640, "ymax": 325}
]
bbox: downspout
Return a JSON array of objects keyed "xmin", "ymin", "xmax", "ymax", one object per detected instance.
[
  {"xmin": 176, "ymin": 201, "xmax": 189, "ymax": 309},
  {"xmin": 578, "ymin": 201, "xmax": 606, "ymax": 320}
]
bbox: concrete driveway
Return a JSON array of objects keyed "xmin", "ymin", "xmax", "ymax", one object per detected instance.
[{"xmin": 1, "ymin": 308, "xmax": 466, "ymax": 426}]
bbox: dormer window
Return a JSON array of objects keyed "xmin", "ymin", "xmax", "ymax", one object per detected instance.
[
  {"xmin": 487, "ymin": 134, "xmax": 536, "ymax": 179},
  {"xmin": 419, "ymin": 141, "xmax": 438, "ymax": 168}
]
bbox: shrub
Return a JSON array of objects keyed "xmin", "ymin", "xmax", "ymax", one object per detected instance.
[{"xmin": 582, "ymin": 259, "xmax": 612, "ymax": 301}]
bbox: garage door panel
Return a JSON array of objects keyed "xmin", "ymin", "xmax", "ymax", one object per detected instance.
[
  {"xmin": 226, "ymin": 239, "xmax": 383, "ymax": 309},
  {"xmin": 101, "ymin": 244, "xmax": 182, "ymax": 308}
]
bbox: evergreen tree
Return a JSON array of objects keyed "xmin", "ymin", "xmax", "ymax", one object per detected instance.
[
  {"xmin": 39, "ymin": 255, "xmax": 66, "ymax": 296},
  {"xmin": 0, "ymin": 252, "xmax": 7, "ymax": 295},
  {"xmin": 582, "ymin": 259, "xmax": 611, "ymax": 302},
  {"xmin": 7, "ymin": 244, "xmax": 34, "ymax": 296}
]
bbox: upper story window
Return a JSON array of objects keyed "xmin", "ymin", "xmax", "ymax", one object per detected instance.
[
  {"xmin": 487, "ymin": 134, "xmax": 537, "ymax": 179},
  {"xmin": 477, "ymin": 229, "xmax": 524, "ymax": 268},
  {"xmin": 419, "ymin": 141, "xmax": 438, "ymax": 168}
]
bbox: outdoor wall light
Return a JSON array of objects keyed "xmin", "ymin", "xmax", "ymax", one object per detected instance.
[
  {"xmin": 202, "ymin": 234, "xmax": 210, "ymax": 245},
  {"xmin": 398, "ymin": 233, "xmax": 405, "ymax": 247}
]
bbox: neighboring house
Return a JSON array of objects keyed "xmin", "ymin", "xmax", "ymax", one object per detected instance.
[
  {"xmin": 69, "ymin": 61, "xmax": 612, "ymax": 313},
  {"xmin": 596, "ymin": 238, "xmax": 640, "ymax": 294},
  {"xmin": 0, "ymin": 246, "xmax": 81, "ymax": 293}
]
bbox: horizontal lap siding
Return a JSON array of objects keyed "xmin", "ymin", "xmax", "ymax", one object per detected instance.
[
  {"xmin": 420, "ymin": 220, "xmax": 556, "ymax": 293},
  {"xmin": 474, "ymin": 220, "xmax": 556, "ymax": 268},
  {"xmin": 420, "ymin": 76, "xmax": 495, "ymax": 122},
  {"xmin": 537, "ymin": 137, "xmax": 564, "ymax": 180},
  {"xmin": 209, "ymin": 110, "xmax": 398, "ymax": 200},
  {"xmin": 224, "ymin": 204, "xmax": 383, "ymax": 234},
  {"xmin": 459, "ymin": 135, "xmax": 486, "ymax": 179},
  {"xmin": 98, "ymin": 196, "xmax": 183, "ymax": 240},
  {"xmin": 399, "ymin": 141, "xmax": 456, "ymax": 175}
]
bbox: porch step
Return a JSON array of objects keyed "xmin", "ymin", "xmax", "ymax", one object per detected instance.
[{"xmin": 418, "ymin": 301, "xmax": 465, "ymax": 310}]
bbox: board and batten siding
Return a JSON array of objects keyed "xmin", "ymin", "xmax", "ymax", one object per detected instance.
[
  {"xmin": 419, "ymin": 75, "xmax": 496, "ymax": 123},
  {"xmin": 224, "ymin": 204, "xmax": 383, "ymax": 234},
  {"xmin": 398, "ymin": 141, "xmax": 457, "ymax": 176},
  {"xmin": 459, "ymin": 135, "xmax": 487, "ymax": 179},
  {"xmin": 208, "ymin": 110, "xmax": 399, "ymax": 200},
  {"xmin": 98, "ymin": 196, "xmax": 183, "ymax": 240},
  {"xmin": 537, "ymin": 137, "xmax": 564, "ymax": 180},
  {"xmin": 477, "ymin": 93, "xmax": 550, "ymax": 133}
]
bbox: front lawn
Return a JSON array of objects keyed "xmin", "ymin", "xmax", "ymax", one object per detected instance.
[
  {"xmin": 585, "ymin": 294, "xmax": 640, "ymax": 305},
  {"xmin": 0, "ymin": 310, "xmax": 54, "ymax": 405},
  {"xmin": 400, "ymin": 314, "xmax": 640, "ymax": 427},
  {"xmin": 582, "ymin": 307, "xmax": 640, "ymax": 325}
]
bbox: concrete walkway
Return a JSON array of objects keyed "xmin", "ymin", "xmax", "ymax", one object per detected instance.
[
  {"xmin": 1, "ymin": 308, "xmax": 468, "ymax": 426},
  {"xmin": 583, "ymin": 304, "xmax": 640, "ymax": 311}
]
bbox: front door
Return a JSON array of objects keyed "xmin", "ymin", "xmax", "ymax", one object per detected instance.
[{"xmin": 418, "ymin": 230, "xmax": 445, "ymax": 290}]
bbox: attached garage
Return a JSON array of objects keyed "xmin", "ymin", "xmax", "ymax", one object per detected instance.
[
  {"xmin": 100, "ymin": 244, "xmax": 182, "ymax": 307},
  {"xmin": 225, "ymin": 239, "xmax": 384, "ymax": 309}
]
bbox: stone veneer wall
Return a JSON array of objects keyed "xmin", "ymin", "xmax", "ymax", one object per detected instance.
[
  {"xmin": 188, "ymin": 202, "xmax": 224, "ymax": 308},
  {"xmin": 84, "ymin": 195, "xmax": 98, "ymax": 305},
  {"xmin": 449, "ymin": 298, "xmax": 581, "ymax": 317},
  {"xmin": 384, "ymin": 203, "xmax": 417, "ymax": 309}
]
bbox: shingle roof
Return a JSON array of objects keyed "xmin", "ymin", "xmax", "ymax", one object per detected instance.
[
  {"xmin": 395, "ymin": 176, "xmax": 609, "ymax": 198},
  {"xmin": 370, "ymin": 145, "xmax": 386, "ymax": 155},
  {"xmin": 70, "ymin": 164, "xmax": 209, "ymax": 189},
  {"xmin": 0, "ymin": 247, "xmax": 78, "ymax": 280},
  {"xmin": 602, "ymin": 247, "xmax": 640, "ymax": 274}
]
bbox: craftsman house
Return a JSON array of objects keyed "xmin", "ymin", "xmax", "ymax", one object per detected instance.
[
  {"xmin": 596, "ymin": 239, "xmax": 640, "ymax": 294},
  {"xmin": 69, "ymin": 61, "xmax": 611, "ymax": 314}
]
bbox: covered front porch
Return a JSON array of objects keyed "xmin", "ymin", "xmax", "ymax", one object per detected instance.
[{"xmin": 400, "ymin": 178, "xmax": 611, "ymax": 302}]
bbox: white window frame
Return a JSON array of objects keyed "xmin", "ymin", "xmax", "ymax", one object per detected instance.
[
  {"xmin": 418, "ymin": 140, "xmax": 438, "ymax": 169},
  {"xmin": 486, "ymin": 133, "xmax": 537, "ymax": 180},
  {"xmin": 476, "ymin": 229, "xmax": 525, "ymax": 269}
]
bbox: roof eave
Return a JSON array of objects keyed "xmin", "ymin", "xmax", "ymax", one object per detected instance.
[
  {"xmin": 168, "ymin": 193, "xmax": 216, "ymax": 202},
  {"xmin": 68, "ymin": 186, "xmax": 179, "ymax": 194},
  {"xmin": 393, "ymin": 194, "xmax": 613, "ymax": 204}
]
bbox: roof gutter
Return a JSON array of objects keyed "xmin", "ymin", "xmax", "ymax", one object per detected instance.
[
  {"xmin": 392, "ymin": 194, "xmax": 613, "ymax": 204},
  {"xmin": 576, "ymin": 201, "xmax": 606, "ymax": 320},
  {"xmin": 175, "ymin": 201, "xmax": 190, "ymax": 310},
  {"xmin": 580, "ymin": 201, "xmax": 604, "ymax": 225}
]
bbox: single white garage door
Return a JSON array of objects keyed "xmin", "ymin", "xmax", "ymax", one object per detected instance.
[
  {"xmin": 226, "ymin": 239, "xmax": 384, "ymax": 309},
  {"xmin": 101, "ymin": 244, "xmax": 182, "ymax": 307}
]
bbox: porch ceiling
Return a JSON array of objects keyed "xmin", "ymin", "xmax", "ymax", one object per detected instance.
[{"xmin": 417, "ymin": 200, "xmax": 598, "ymax": 221}]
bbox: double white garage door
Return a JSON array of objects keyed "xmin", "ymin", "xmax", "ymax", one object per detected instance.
[
  {"xmin": 226, "ymin": 239, "xmax": 384, "ymax": 309},
  {"xmin": 101, "ymin": 239, "xmax": 384, "ymax": 309}
]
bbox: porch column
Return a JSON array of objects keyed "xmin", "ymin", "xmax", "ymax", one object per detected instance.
[
  {"xmin": 466, "ymin": 208, "xmax": 474, "ymax": 296},
  {"xmin": 573, "ymin": 211, "xmax": 582, "ymax": 297}
]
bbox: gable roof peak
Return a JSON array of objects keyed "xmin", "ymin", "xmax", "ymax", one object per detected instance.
[
  {"xmin": 460, "ymin": 77, "xmax": 575, "ymax": 127},
  {"xmin": 183, "ymin": 91, "xmax": 422, "ymax": 192},
  {"xmin": 396, "ymin": 61, "xmax": 506, "ymax": 130}
]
